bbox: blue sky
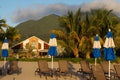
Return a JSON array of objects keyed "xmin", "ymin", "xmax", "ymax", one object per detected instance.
[{"xmin": 0, "ymin": 0, "xmax": 120, "ymax": 27}]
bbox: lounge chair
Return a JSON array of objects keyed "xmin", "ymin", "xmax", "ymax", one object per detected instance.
[
  {"xmin": 7, "ymin": 60, "xmax": 21, "ymax": 74},
  {"xmin": 1, "ymin": 61, "xmax": 9, "ymax": 75},
  {"xmin": 0, "ymin": 67, "xmax": 2, "ymax": 75},
  {"xmin": 57, "ymin": 60, "xmax": 72, "ymax": 77},
  {"xmin": 100, "ymin": 61, "xmax": 115, "ymax": 79},
  {"xmin": 100, "ymin": 61, "xmax": 109, "ymax": 74},
  {"xmin": 77, "ymin": 60, "xmax": 92, "ymax": 79},
  {"xmin": 91, "ymin": 65, "xmax": 106, "ymax": 80},
  {"xmin": 114, "ymin": 64, "xmax": 120, "ymax": 79},
  {"xmin": 35, "ymin": 60, "xmax": 52, "ymax": 78}
]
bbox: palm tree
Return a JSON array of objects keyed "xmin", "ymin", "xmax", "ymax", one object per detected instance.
[
  {"xmin": 52, "ymin": 8, "xmax": 120, "ymax": 58},
  {"xmin": 0, "ymin": 19, "xmax": 9, "ymax": 41},
  {"xmin": 0, "ymin": 19, "xmax": 20, "ymax": 45},
  {"xmin": 90, "ymin": 9, "xmax": 119, "ymax": 38},
  {"xmin": 5, "ymin": 27, "xmax": 21, "ymax": 46},
  {"xmin": 80, "ymin": 9, "xmax": 119, "ymax": 58},
  {"xmin": 52, "ymin": 8, "xmax": 82, "ymax": 58},
  {"xmin": 0, "ymin": 19, "xmax": 9, "ymax": 32}
]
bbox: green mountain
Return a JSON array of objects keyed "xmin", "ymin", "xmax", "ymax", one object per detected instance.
[{"xmin": 15, "ymin": 14, "xmax": 60, "ymax": 42}]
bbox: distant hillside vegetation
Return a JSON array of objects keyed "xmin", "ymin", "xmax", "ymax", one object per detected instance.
[{"xmin": 15, "ymin": 14, "xmax": 61, "ymax": 42}]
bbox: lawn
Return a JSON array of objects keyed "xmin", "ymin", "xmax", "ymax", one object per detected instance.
[{"xmin": 0, "ymin": 57, "xmax": 119, "ymax": 63}]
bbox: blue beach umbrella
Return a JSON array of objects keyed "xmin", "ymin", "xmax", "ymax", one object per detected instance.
[
  {"xmin": 103, "ymin": 29, "xmax": 116, "ymax": 78},
  {"xmin": 48, "ymin": 33, "xmax": 58, "ymax": 69},
  {"xmin": 1, "ymin": 37, "xmax": 9, "ymax": 69},
  {"xmin": 93, "ymin": 34, "xmax": 101, "ymax": 66}
]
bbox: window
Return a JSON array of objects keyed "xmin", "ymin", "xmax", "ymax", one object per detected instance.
[{"xmin": 30, "ymin": 42, "xmax": 37, "ymax": 49}]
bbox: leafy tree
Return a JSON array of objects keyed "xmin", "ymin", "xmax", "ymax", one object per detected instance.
[
  {"xmin": 0, "ymin": 19, "xmax": 21, "ymax": 47},
  {"xmin": 79, "ymin": 9, "xmax": 119, "ymax": 58},
  {"xmin": 5, "ymin": 27, "xmax": 21, "ymax": 46},
  {"xmin": 0, "ymin": 19, "xmax": 9, "ymax": 29},
  {"xmin": 52, "ymin": 8, "xmax": 120, "ymax": 58},
  {"xmin": 52, "ymin": 8, "xmax": 82, "ymax": 58},
  {"xmin": 0, "ymin": 19, "xmax": 9, "ymax": 40}
]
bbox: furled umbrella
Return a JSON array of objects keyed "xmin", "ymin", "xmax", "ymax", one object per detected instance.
[
  {"xmin": 1, "ymin": 37, "xmax": 9, "ymax": 70},
  {"xmin": 103, "ymin": 29, "xmax": 116, "ymax": 79},
  {"xmin": 48, "ymin": 33, "xmax": 58, "ymax": 69},
  {"xmin": 93, "ymin": 34, "xmax": 101, "ymax": 66}
]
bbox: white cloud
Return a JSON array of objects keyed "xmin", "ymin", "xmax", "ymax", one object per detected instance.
[
  {"xmin": 81, "ymin": 0, "xmax": 120, "ymax": 14},
  {"xmin": 12, "ymin": 4, "xmax": 78, "ymax": 23},
  {"xmin": 12, "ymin": 0, "xmax": 120, "ymax": 24}
]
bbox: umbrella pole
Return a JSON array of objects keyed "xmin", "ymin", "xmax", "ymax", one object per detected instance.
[
  {"xmin": 51, "ymin": 56, "xmax": 53, "ymax": 70},
  {"xmin": 95, "ymin": 58, "xmax": 97, "ymax": 66},
  {"xmin": 3, "ymin": 57, "xmax": 7, "ymax": 75},
  {"xmin": 4, "ymin": 57, "xmax": 6, "ymax": 69},
  {"xmin": 94, "ymin": 58, "xmax": 97, "ymax": 71},
  {"xmin": 108, "ymin": 60, "xmax": 110, "ymax": 79}
]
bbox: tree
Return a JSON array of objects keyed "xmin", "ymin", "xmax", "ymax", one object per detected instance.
[
  {"xmin": 52, "ymin": 8, "xmax": 120, "ymax": 58},
  {"xmin": 5, "ymin": 27, "xmax": 21, "ymax": 46},
  {"xmin": 52, "ymin": 8, "xmax": 82, "ymax": 58},
  {"xmin": 0, "ymin": 19, "xmax": 9, "ymax": 40},
  {"xmin": 0, "ymin": 19, "xmax": 21, "ymax": 46},
  {"xmin": 79, "ymin": 9, "xmax": 119, "ymax": 58},
  {"xmin": 0, "ymin": 19, "xmax": 9, "ymax": 32}
]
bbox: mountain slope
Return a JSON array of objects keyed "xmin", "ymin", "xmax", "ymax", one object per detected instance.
[{"xmin": 15, "ymin": 14, "xmax": 60, "ymax": 42}]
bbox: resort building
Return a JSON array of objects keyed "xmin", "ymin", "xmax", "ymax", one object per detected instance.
[{"xmin": 11, "ymin": 36, "xmax": 49, "ymax": 58}]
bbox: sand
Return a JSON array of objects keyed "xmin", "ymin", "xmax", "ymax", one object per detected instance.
[{"xmin": 0, "ymin": 61, "xmax": 85, "ymax": 80}]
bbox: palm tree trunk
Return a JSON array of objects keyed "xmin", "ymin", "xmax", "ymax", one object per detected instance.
[
  {"xmin": 73, "ymin": 48, "xmax": 79, "ymax": 58},
  {"xmin": 86, "ymin": 51, "xmax": 91, "ymax": 59}
]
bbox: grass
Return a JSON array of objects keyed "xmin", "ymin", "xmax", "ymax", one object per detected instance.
[
  {"xmin": 0, "ymin": 57, "xmax": 82, "ymax": 62},
  {"xmin": 0, "ymin": 57, "xmax": 119, "ymax": 63}
]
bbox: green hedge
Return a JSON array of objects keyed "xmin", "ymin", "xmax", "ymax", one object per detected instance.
[{"xmin": 0, "ymin": 57, "xmax": 119, "ymax": 63}]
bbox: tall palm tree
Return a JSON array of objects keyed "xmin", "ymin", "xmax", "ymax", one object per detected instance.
[
  {"xmin": 0, "ymin": 19, "xmax": 9, "ymax": 41},
  {"xmin": 52, "ymin": 8, "xmax": 82, "ymax": 58},
  {"xmin": 5, "ymin": 27, "xmax": 21, "ymax": 46},
  {"xmin": 0, "ymin": 19, "xmax": 9, "ymax": 32},
  {"xmin": 90, "ymin": 9, "xmax": 119, "ymax": 38},
  {"xmin": 0, "ymin": 19, "xmax": 20, "ymax": 44},
  {"xmin": 80, "ymin": 9, "xmax": 119, "ymax": 58},
  {"xmin": 52, "ymin": 8, "xmax": 119, "ymax": 58}
]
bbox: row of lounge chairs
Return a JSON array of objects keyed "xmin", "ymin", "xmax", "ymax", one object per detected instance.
[
  {"xmin": 35, "ymin": 60, "xmax": 72, "ymax": 79},
  {"xmin": 35, "ymin": 60, "xmax": 120, "ymax": 80},
  {"xmin": 1, "ymin": 60, "xmax": 120, "ymax": 80},
  {"xmin": 78, "ymin": 60, "xmax": 120, "ymax": 80}
]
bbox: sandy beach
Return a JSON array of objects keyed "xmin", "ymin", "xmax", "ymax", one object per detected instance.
[{"xmin": 0, "ymin": 61, "xmax": 86, "ymax": 80}]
